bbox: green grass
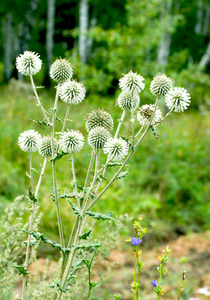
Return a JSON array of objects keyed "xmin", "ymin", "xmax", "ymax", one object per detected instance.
[{"xmin": 0, "ymin": 81, "xmax": 209, "ymax": 251}]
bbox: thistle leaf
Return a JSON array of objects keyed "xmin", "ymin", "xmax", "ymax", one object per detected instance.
[
  {"xmin": 68, "ymin": 201, "xmax": 81, "ymax": 216},
  {"xmin": 115, "ymin": 169, "xmax": 129, "ymax": 180},
  {"xmin": 120, "ymin": 136, "xmax": 134, "ymax": 151},
  {"xmin": 14, "ymin": 264, "xmax": 29, "ymax": 276},
  {"xmin": 86, "ymin": 211, "xmax": 116, "ymax": 221},
  {"xmin": 79, "ymin": 230, "xmax": 92, "ymax": 240},
  {"xmin": 50, "ymin": 151, "xmax": 68, "ymax": 162}
]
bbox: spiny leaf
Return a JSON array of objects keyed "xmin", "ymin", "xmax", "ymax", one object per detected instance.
[
  {"xmin": 120, "ymin": 136, "xmax": 134, "ymax": 151},
  {"xmin": 14, "ymin": 264, "xmax": 29, "ymax": 276},
  {"xmin": 28, "ymin": 189, "xmax": 37, "ymax": 203},
  {"xmin": 50, "ymin": 151, "xmax": 68, "ymax": 162},
  {"xmin": 34, "ymin": 119, "xmax": 51, "ymax": 127},
  {"xmin": 107, "ymin": 162, "xmax": 124, "ymax": 167},
  {"xmin": 96, "ymin": 174, "xmax": 108, "ymax": 183},
  {"xmin": 79, "ymin": 230, "xmax": 92, "ymax": 240},
  {"xmin": 23, "ymin": 230, "xmax": 70, "ymax": 254},
  {"xmin": 74, "ymin": 241, "xmax": 102, "ymax": 250},
  {"xmin": 56, "ymin": 117, "xmax": 63, "ymax": 124},
  {"xmin": 150, "ymin": 125, "xmax": 160, "ymax": 141},
  {"xmin": 115, "ymin": 169, "xmax": 129, "ymax": 180},
  {"xmin": 86, "ymin": 211, "xmax": 116, "ymax": 221},
  {"xmin": 67, "ymin": 201, "xmax": 81, "ymax": 216}
]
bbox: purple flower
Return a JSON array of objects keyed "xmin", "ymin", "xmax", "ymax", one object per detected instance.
[
  {"xmin": 130, "ymin": 237, "xmax": 142, "ymax": 246},
  {"xmin": 151, "ymin": 280, "xmax": 158, "ymax": 287}
]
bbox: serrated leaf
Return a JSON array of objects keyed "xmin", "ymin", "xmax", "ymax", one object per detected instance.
[
  {"xmin": 79, "ymin": 230, "xmax": 92, "ymax": 240},
  {"xmin": 120, "ymin": 136, "xmax": 134, "ymax": 151},
  {"xmin": 14, "ymin": 264, "xmax": 29, "ymax": 276},
  {"xmin": 86, "ymin": 211, "xmax": 116, "ymax": 222},
  {"xmin": 50, "ymin": 151, "xmax": 68, "ymax": 162},
  {"xmin": 67, "ymin": 201, "xmax": 81, "ymax": 216},
  {"xmin": 96, "ymin": 174, "xmax": 108, "ymax": 183},
  {"xmin": 107, "ymin": 162, "xmax": 124, "ymax": 167},
  {"xmin": 28, "ymin": 189, "xmax": 37, "ymax": 203},
  {"xmin": 74, "ymin": 241, "xmax": 102, "ymax": 250},
  {"xmin": 34, "ymin": 120, "xmax": 51, "ymax": 127},
  {"xmin": 115, "ymin": 169, "xmax": 129, "ymax": 180},
  {"xmin": 23, "ymin": 230, "xmax": 70, "ymax": 254},
  {"xmin": 150, "ymin": 126, "xmax": 160, "ymax": 141},
  {"xmin": 56, "ymin": 117, "xmax": 63, "ymax": 124}
]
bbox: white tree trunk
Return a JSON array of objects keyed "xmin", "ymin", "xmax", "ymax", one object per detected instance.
[
  {"xmin": 199, "ymin": 42, "xmax": 210, "ymax": 69},
  {"xmin": 195, "ymin": 0, "xmax": 203, "ymax": 34},
  {"xmin": 46, "ymin": 0, "xmax": 56, "ymax": 71},
  {"xmin": 3, "ymin": 13, "xmax": 13, "ymax": 81},
  {"xmin": 79, "ymin": 0, "xmax": 88, "ymax": 64}
]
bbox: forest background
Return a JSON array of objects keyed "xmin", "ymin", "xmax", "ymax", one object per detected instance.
[{"xmin": 0, "ymin": 0, "xmax": 210, "ymax": 298}]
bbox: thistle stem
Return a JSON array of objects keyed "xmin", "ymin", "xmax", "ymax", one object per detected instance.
[
  {"xmin": 114, "ymin": 110, "xmax": 126, "ymax": 138},
  {"xmin": 30, "ymin": 74, "xmax": 51, "ymax": 125},
  {"xmin": 35, "ymin": 157, "xmax": 48, "ymax": 197},
  {"xmin": 51, "ymin": 83, "xmax": 65, "ymax": 248},
  {"xmin": 71, "ymin": 153, "xmax": 81, "ymax": 211},
  {"xmin": 61, "ymin": 104, "xmax": 71, "ymax": 133}
]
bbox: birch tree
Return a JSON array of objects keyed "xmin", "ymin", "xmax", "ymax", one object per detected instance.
[
  {"xmin": 79, "ymin": 0, "xmax": 88, "ymax": 64},
  {"xmin": 2, "ymin": 13, "xmax": 13, "ymax": 82}
]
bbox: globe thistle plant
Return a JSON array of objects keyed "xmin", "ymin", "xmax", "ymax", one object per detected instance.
[
  {"xmin": 59, "ymin": 80, "xmax": 86, "ymax": 105},
  {"xmin": 119, "ymin": 71, "xmax": 145, "ymax": 93},
  {"xmin": 88, "ymin": 126, "xmax": 111, "ymax": 149},
  {"xmin": 165, "ymin": 87, "xmax": 191, "ymax": 112},
  {"xmin": 103, "ymin": 138, "xmax": 129, "ymax": 161},
  {"xmin": 85, "ymin": 109, "xmax": 114, "ymax": 133},
  {"xmin": 150, "ymin": 73, "xmax": 173, "ymax": 96},
  {"xmin": 59, "ymin": 130, "xmax": 84, "ymax": 153},
  {"xmin": 16, "ymin": 51, "xmax": 42, "ymax": 76},
  {"xmin": 117, "ymin": 91, "xmax": 140, "ymax": 110},
  {"xmin": 18, "ymin": 129, "xmax": 41, "ymax": 152},
  {"xmin": 38, "ymin": 136, "xmax": 58, "ymax": 157},
  {"xmin": 50, "ymin": 58, "xmax": 73, "ymax": 83},
  {"xmin": 137, "ymin": 104, "xmax": 163, "ymax": 126}
]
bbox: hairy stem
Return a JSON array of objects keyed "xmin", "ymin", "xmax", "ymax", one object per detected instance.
[
  {"xmin": 71, "ymin": 153, "xmax": 81, "ymax": 211},
  {"xmin": 30, "ymin": 74, "xmax": 51, "ymax": 125},
  {"xmin": 114, "ymin": 110, "xmax": 126, "ymax": 138}
]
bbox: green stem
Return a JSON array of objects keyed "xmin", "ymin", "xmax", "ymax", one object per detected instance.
[
  {"xmin": 61, "ymin": 104, "xmax": 71, "ymax": 132},
  {"xmin": 35, "ymin": 157, "xmax": 48, "ymax": 197},
  {"xmin": 30, "ymin": 74, "xmax": 51, "ymax": 125},
  {"xmin": 71, "ymin": 153, "xmax": 81, "ymax": 211},
  {"xmin": 86, "ymin": 247, "xmax": 97, "ymax": 300},
  {"xmin": 22, "ymin": 150, "xmax": 35, "ymax": 299},
  {"xmin": 114, "ymin": 110, "xmax": 126, "ymax": 138},
  {"xmin": 51, "ymin": 83, "xmax": 65, "ymax": 248}
]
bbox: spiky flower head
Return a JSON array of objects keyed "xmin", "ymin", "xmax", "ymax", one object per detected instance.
[
  {"xmin": 119, "ymin": 71, "xmax": 145, "ymax": 93},
  {"xmin": 16, "ymin": 51, "xmax": 42, "ymax": 76},
  {"xmin": 165, "ymin": 87, "xmax": 191, "ymax": 112},
  {"xmin": 103, "ymin": 138, "xmax": 129, "ymax": 161},
  {"xmin": 50, "ymin": 58, "xmax": 73, "ymax": 83},
  {"xmin": 88, "ymin": 126, "xmax": 111, "ymax": 149},
  {"xmin": 18, "ymin": 129, "xmax": 41, "ymax": 152},
  {"xmin": 117, "ymin": 91, "xmax": 140, "ymax": 110},
  {"xmin": 137, "ymin": 104, "xmax": 163, "ymax": 126},
  {"xmin": 59, "ymin": 80, "xmax": 86, "ymax": 105},
  {"xmin": 59, "ymin": 130, "xmax": 84, "ymax": 153},
  {"xmin": 38, "ymin": 136, "xmax": 57, "ymax": 157},
  {"xmin": 150, "ymin": 73, "xmax": 173, "ymax": 96},
  {"xmin": 85, "ymin": 109, "xmax": 114, "ymax": 133}
]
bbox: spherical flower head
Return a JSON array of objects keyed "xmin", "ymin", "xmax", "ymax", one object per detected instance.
[
  {"xmin": 59, "ymin": 130, "xmax": 84, "ymax": 153},
  {"xmin": 130, "ymin": 237, "xmax": 142, "ymax": 246},
  {"xmin": 50, "ymin": 58, "xmax": 73, "ymax": 83},
  {"xmin": 18, "ymin": 129, "xmax": 41, "ymax": 152},
  {"xmin": 38, "ymin": 136, "xmax": 58, "ymax": 157},
  {"xmin": 59, "ymin": 80, "xmax": 86, "ymax": 105},
  {"xmin": 165, "ymin": 87, "xmax": 191, "ymax": 112},
  {"xmin": 151, "ymin": 280, "xmax": 158, "ymax": 287},
  {"xmin": 85, "ymin": 109, "xmax": 114, "ymax": 133},
  {"xmin": 16, "ymin": 51, "xmax": 42, "ymax": 76},
  {"xmin": 150, "ymin": 73, "xmax": 173, "ymax": 96},
  {"xmin": 137, "ymin": 104, "xmax": 163, "ymax": 126},
  {"xmin": 119, "ymin": 71, "xmax": 145, "ymax": 93},
  {"xmin": 117, "ymin": 91, "xmax": 140, "ymax": 110},
  {"xmin": 103, "ymin": 138, "xmax": 129, "ymax": 161},
  {"xmin": 88, "ymin": 126, "xmax": 111, "ymax": 149}
]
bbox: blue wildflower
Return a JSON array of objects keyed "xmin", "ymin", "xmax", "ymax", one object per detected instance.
[
  {"xmin": 130, "ymin": 237, "xmax": 142, "ymax": 246},
  {"xmin": 151, "ymin": 280, "xmax": 158, "ymax": 287}
]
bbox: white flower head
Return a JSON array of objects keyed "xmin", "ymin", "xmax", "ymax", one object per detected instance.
[
  {"xmin": 104, "ymin": 138, "xmax": 129, "ymax": 161},
  {"xmin": 50, "ymin": 58, "xmax": 73, "ymax": 83},
  {"xmin": 137, "ymin": 104, "xmax": 163, "ymax": 126},
  {"xmin": 117, "ymin": 91, "xmax": 140, "ymax": 110},
  {"xmin": 88, "ymin": 126, "xmax": 111, "ymax": 149},
  {"xmin": 59, "ymin": 80, "xmax": 86, "ymax": 105},
  {"xmin": 18, "ymin": 129, "xmax": 41, "ymax": 152},
  {"xmin": 85, "ymin": 109, "xmax": 114, "ymax": 133},
  {"xmin": 16, "ymin": 51, "xmax": 42, "ymax": 76},
  {"xmin": 38, "ymin": 136, "xmax": 58, "ymax": 157},
  {"xmin": 119, "ymin": 71, "xmax": 145, "ymax": 93},
  {"xmin": 150, "ymin": 73, "xmax": 173, "ymax": 96},
  {"xmin": 59, "ymin": 130, "xmax": 84, "ymax": 153},
  {"xmin": 165, "ymin": 87, "xmax": 191, "ymax": 112}
]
